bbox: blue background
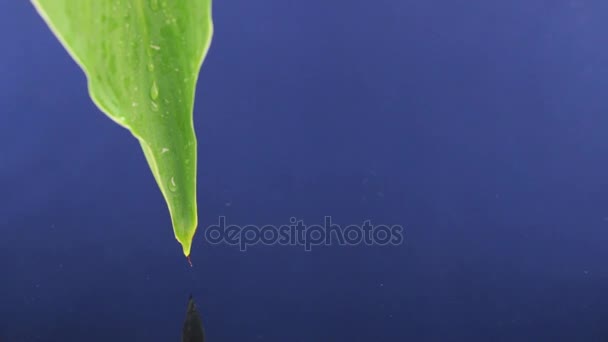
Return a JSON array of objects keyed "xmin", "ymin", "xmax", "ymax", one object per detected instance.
[{"xmin": 2, "ymin": 0, "xmax": 608, "ymax": 341}]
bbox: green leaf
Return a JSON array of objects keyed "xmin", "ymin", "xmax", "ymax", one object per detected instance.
[{"xmin": 31, "ymin": 0, "xmax": 213, "ymax": 257}]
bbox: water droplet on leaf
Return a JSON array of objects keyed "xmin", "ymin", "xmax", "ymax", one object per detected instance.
[
  {"xmin": 150, "ymin": 80, "xmax": 159, "ymax": 100},
  {"xmin": 149, "ymin": 0, "xmax": 159, "ymax": 11},
  {"xmin": 168, "ymin": 177, "xmax": 178, "ymax": 192}
]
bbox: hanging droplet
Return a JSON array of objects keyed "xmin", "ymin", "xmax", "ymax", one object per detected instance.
[{"xmin": 186, "ymin": 255, "xmax": 193, "ymax": 267}]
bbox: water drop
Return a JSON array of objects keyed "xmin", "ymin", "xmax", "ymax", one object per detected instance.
[
  {"xmin": 149, "ymin": 0, "xmax": 159, "ymax": 11},
  {"xmin": 147, "ymin": 63, "xmax": 154, "ymax": 72},
  {"xmin": 151, "ymin": 101, "xmax": 159, "ymax": 112},
  {"xmin": 168, "ymin": 177, "xmax": 178, "ymax": 192},
  {"xmin": 150, "ymin": 81, "xmax": 159, "ymax": 100}
]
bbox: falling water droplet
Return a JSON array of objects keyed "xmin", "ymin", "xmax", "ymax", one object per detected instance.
[
  {"xmin": 147, "ymin": 63, "xmax": 155, "ymax": 72},
  {"xmin": 168, "ymin": 177, "xmax": 178, "ymax": 192},
  {"xmin": 150, "ymin": 80, "xmax": 159, "ymax": 100},
  {"xmin": 151, "ymin": 101, "xmax": 159, "ymax": 112}
]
